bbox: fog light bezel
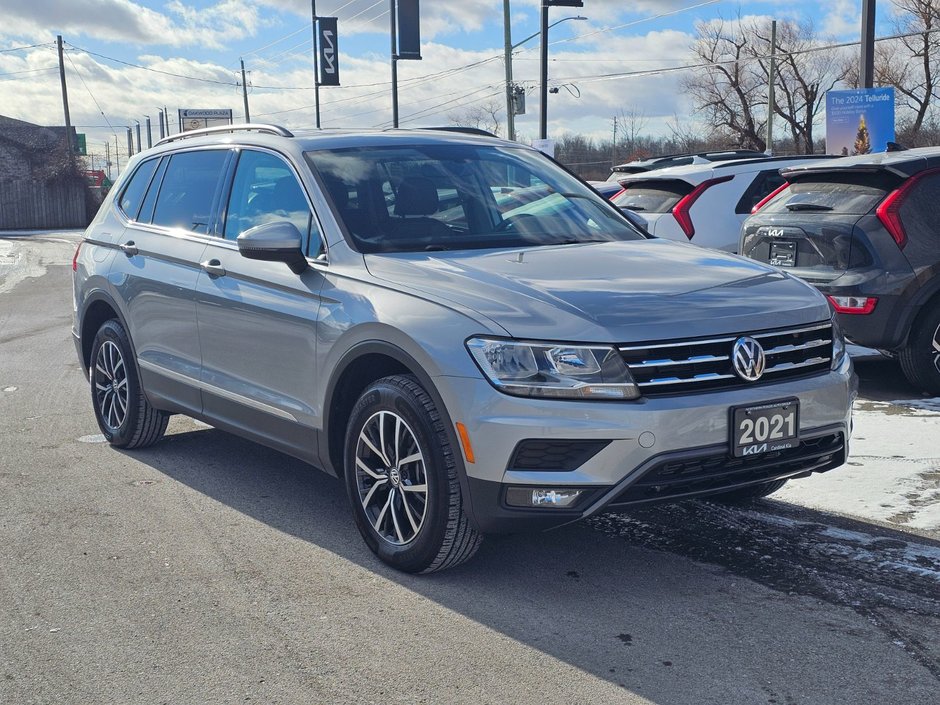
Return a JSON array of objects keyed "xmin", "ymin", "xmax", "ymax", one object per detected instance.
[{"xmin": 504, "ymin": 486, "xmax": 589, "ymax": 509}]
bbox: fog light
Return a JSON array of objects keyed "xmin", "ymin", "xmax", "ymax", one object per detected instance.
[{"xmin": 506, "ymin": 487, "xmax": 583, "ymax": 508}]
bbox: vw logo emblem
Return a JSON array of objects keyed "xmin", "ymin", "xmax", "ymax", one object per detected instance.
[{"xmin": 732, "ymin": 336, "xmax": 766, "ymax": 382}]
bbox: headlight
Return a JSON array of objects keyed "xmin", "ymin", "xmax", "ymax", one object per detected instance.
[
  {"xmin": 466, "ymin": 337, "xmax": 640, "ymax": 400},
  {"xmin": 831, "ymin": 315, "xmax": 847, "ymax": 370}
]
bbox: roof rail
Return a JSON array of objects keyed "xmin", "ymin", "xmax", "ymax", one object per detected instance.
[
  {"xmin": 154, "ymin": 123, "xmax": 294, "ymax": 147},
  {"xmin": 417, "ymin": 126, "xmax": 499, "ymax": 138}
]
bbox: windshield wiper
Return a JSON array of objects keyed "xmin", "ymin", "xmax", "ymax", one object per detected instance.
[{"xmin": 786, "ymin": 203, "xmax": 833, "ymax": 212}]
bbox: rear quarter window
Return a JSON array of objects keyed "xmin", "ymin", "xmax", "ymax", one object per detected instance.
[{"xmin": 612, "ymin": 179, "xmax": 693, "ymax": 213}]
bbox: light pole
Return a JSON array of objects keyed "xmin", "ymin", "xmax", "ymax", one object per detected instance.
[
  {"xmin": 540, "ymin": 0, "xmax": 584, "ymax": 140},
  {"xmin": 503, "ymin": 8, "xmax": 585, "ymax": 141}
]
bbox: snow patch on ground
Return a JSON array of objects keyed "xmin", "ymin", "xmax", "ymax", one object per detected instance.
[{"xmin": 778, "ymin": 400, "xmax": 940, "ymax": 532}]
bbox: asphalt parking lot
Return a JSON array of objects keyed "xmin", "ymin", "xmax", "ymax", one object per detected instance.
[{"xmin": 1, "ymin": 231, "xmax": 939, "ymax": 704}]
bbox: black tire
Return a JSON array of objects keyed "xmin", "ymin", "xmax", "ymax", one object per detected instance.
[
  {"xmin": 344, "ymin": 375, "xmax": 481, "ymax": 573},
  {"xmin": 899, "ymin": 301, "xmax": 940, "ymax": 396},
  {"xmin": 89, "ymin": 319, "xmax": 169, "ymax": 449},
  {"xmin": 708, "ymin": 479, "xmax": 788, "ymax": 504}
]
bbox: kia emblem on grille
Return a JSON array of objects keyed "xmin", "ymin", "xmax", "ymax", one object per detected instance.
[{"xmin": 732, "ymin": 336, "xmax": 766, "ymax": 381}]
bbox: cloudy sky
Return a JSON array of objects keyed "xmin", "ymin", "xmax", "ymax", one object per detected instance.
[{"xmin": 0, "ymin": 0, "xmax": 895, "ymax": 169}]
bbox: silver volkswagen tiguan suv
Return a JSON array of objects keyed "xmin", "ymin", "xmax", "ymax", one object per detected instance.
[{"xmin": 72, "ymin": 125, "xmax": 855, "ymax": 573}]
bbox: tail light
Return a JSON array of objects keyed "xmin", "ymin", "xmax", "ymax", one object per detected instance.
[
  {"xmin": 827, "ymin": 295, "xmax": 877, "ymax": 314},
  {"xmin": 751, "ymin": 182, "xmax": 789, "ymax": 214},
  {"xmin": 672, "ymin": 175, "xmax": 733, "ymax": 239},
  {"xmin": 876, "ymin": 167, "xmax": 940, "ymax": 249},
  {"xmin": 71, "ymin": 241, "xmax": 83, "ymax": 272}
]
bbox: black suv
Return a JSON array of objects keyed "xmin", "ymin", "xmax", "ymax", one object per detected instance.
[{"xmin": 741, "ymin": 147, "xmax": 940, "ymax": 395}]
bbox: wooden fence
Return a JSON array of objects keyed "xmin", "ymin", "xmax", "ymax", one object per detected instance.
[{"xmin": 0, "ymin": 179, "xmax": 87, "ymax": 230}]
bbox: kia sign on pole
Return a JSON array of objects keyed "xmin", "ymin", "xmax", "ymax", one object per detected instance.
[
  {"xmin": 318, "ymin": 16, "xmax": 339, "ymax": 87},
  {"xmin": 178, "ymin": 109, "xmax": 233, "ymax": 133},
  {"xmin": 825, "ymin": 88, "xmax": 895, "ymax": 155}
]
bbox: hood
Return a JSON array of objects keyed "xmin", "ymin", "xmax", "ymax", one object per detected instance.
[{"xmin": 365, "ymin": 239, "xmax": 831, "ymax": 343}]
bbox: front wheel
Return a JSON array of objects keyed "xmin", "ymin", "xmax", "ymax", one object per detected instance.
[
  {"xmin": 899, "ymin": 303, "xmax": 940, "ymax": 396},
  {"xmin": 344, "ymin": 375, "xmax": 481, "ymax": 573},
  {"xmin": 90, "ymin": 319, "xmax": 169, "ymax": 449}
]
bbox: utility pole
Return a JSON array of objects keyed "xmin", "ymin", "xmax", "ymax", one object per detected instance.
[
  {"xmin": 165, "ymin": 106, "xmax": 171, "ymax": 135},
  {"xmin": 312, "ymin": 1, "xmax": 321, "ymax": 128},
  {"xmin": 539, "ymin": 2, "xmax": 549, "ymax": 140},
  {"xmin": 105, "ymin": 141, "xmax": 111, "ymax": 180},
  {"xmin": 503, "ymin": 0, "xmax": 515, "ymax": 141},
  {"xmin": 390, "ymin": 0, "xmax": 399, "ymax": 128},
  {"xmin": 145, "ymin": 115, "xmax": 152, "ymax": 149},
  {"xmin": 126, "ymin": 127, "xmax": 133, "ymax": 158},
  {"xmin": 56, "ymin": 35, "xmax": 73, "ymax": 157},
  {"xmin": 240, "ymin": 59, "xmax": 251, "ymax": 123},
  {"xmin": 860, "ymin": 0, "xmax": 876, "ymax": 88},
  {"xmin": 158, "ymin": 110, "xmax": 165, "ymax": 139},
  {"xmin": 611, "ymin": 116, "xmax": 618, "ymax": 165},
  {"xmin": 766, "ymin": 19, "xmax": 777, "ymax": 155}
]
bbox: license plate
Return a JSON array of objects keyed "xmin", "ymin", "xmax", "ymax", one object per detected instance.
[
  {"xmin": 731, "ymin": 399, "xmax": 799, "ymax": 457},
  {"xmin": 769, "ymin": 240, "xmax": 796, "ymax": 267}
]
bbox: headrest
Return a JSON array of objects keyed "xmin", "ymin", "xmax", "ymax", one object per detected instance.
[{"xmin": 394, "ymin": 176, "xmax": 439, "ymax": 217}]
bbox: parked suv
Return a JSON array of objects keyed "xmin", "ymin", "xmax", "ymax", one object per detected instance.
[
  {"xmin": 741, "ymin": 147, "xmax": 940, "ymax": 395},
  {"xmin": 72, "ymin": 125, "xmax": 854, "ymax": 573},
  {"xmin": 612, "ymin": 154, "xmax": 832, "ymax": 252},
  {"xmin": 606, "ymin": 149, "xmax": 766, "ymax": 180}
]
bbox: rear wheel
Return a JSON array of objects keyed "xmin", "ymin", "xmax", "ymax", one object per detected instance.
[
  {"xmin": 899, "ymin": 303, "xmax": 940, "ymax": 396},
  {"xmin": 707, "ymin": 479, "xmax": 788, "ymax": 504},
  {"xmin": 344, "ymin": 375, "xmax": 481, "ymax": 573},
  {"xmin": 90, "ymin": 319, "xmax": 169, "ymax": 449}
]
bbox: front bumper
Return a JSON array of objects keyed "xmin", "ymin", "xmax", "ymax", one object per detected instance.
[{"xmin": 436, "ymin": 353, "xmax": 855, "ymax": 534}]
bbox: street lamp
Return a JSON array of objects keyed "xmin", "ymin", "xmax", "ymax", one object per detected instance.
[
  {"xmin": 540, "ymin": 0, "xmax": 584, "ymax": 140},
  {"xmin": 502, "ymin": 1, "xmax": 585, "ymax": 142}
]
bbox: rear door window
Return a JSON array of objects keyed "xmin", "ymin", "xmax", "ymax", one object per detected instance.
[
  {"xmin": 152, "ymin": 150, "xmax": 229, "ymax": 235},
  {"xmin": 612, "ymin": 180, "xmax": 693, "ymax": 213},
  {"xmin": 763, "ymin": 172, "xmax": 901, "ymax": 215},
  {"xmin": 736, "ymin": 169, "xmax": 787, "ymax": 214}
]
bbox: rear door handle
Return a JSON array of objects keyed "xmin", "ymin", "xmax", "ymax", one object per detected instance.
[
  {"xmin": 119, "ymin": 241, "xmax": 138, "ymax": 256},
  {"xmin": 200, "ymin": 259, "xmax": 226, "ymax": 277}
]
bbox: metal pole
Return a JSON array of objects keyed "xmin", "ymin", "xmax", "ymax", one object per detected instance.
[
  {"xmin": 503, "ymin": 0, "xmax": 515, "ymax": 141},
  {"xmin": 539, "ymin": 1, "xmax": 549, "ymax": 140},
  {"xmin": 145, "ymin": 116, "xmax": 152, "ymax": 149},
  {"xmin": 135, "ymin": 122, "xmax": 141, "ymax": 153},
  {"xmin": 312, "ymin": 0, "xmax": 321, "ymax": 128},
  {"xmin": 56, "ymin": 35, "xmax": 73, "ymax": 156},
  {"xmin": 105, "ymin": 141, "xmax": 111, "ymax": 180},
  {"xmin": 165, "ymin": 106, "xmax": 171, "ymax": 135},
  {"xmin": 126, "ymin": 127, "xmax": 134, "ymax": 158},
  {"xmin": 766, "ymin": 19, "xmax": 777, "ymax": 155},
  {"xmin": 158, "ymin": 110, "xmax": 165, "ymax": 139},
  {"xmin": 240, "ymin": 59, "xmax": 251, "ymax": 123},
  {"xmin": 861, "ymin": 0, "xmax": 876, "ymax": 88},
  {"xmin": 390, "ymin": 0, "xmax": 399, "ymax": 128}
]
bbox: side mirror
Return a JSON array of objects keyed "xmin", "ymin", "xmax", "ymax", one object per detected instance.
[{"xmin": 236, "ymin": 221, "xmax": 308, "ymax": 274}]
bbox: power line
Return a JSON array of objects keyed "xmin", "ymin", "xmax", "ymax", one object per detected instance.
[
  {"xmin": 65, "ymin": 42, "xmax": 238, "ymax": 87},
  {"xmin": 0, "ymin": 66, "xmax": 58, "ymax": 76},
  {"xmin": 0, "ymin": 42, "xmax": 53, "ymax": 53},
  {"xmin": 64, "ymin": 51, "xmax": 119, "ymax": 140}
]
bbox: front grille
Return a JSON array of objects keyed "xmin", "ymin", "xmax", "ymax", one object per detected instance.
[
  {"xmin": 508, "ymin": 439, "xmax": 611, "ymax": 472},
  {"xmin": 620, "ymin": 323, "xmax": 832, "ymax": 396},
  {"xmin": 608, "ymin": 433, "xmax": 844, "ymax": 507}
]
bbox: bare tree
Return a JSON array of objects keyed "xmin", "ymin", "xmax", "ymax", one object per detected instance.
[
  {"xmin": 752, "ymin": 19, "xmax": 847, "ymax": 153},
  {"xmin": 683, "ymin": 16, "xmax": 767, "ymax": 151},
  {"xmin": 883, "ymin": 0, "xmax": 939, "ymax": 139},
  {"xmin": 447, "ymin": 100, "xmax": 503, "ymax": 136}
]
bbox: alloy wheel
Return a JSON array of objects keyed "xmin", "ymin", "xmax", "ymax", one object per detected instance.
[
  {"xmin": 94, "ymin": 340, "xmax": 129, "ymax": 432},
  {"xmin": 354, "ymin": 410, "xmax": 429, "ymax": 546}
]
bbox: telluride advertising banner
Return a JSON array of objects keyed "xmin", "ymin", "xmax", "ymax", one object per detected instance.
[{"xmin": 825, "ymin": 87, "xmax": 895, "ymax": 155}]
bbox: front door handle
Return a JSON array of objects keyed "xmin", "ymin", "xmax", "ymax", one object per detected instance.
[
  {"xmin": 200, "ymin": 259, "xmax": 226, "ymax": 277},
  {"xmin": 119, "ymin": 241, "xmax": 138, "ymax": 256}
]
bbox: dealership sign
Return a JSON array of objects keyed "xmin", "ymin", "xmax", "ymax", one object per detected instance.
[
  {"xmin": 178, "ymin": 109, "xmax": 234, "ymax": 132},
  {"xmin": 825, "ymin": 88, "xmax": 895, "ymax": 155}
]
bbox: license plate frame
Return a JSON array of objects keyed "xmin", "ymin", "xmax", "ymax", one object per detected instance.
[
  {"xmin": 769, "ymin": 240, "xmax": 797, "ymax": 267},
  {"xmin": 730, "ymin": 399, "xmax": 800, "ymax": 457}
]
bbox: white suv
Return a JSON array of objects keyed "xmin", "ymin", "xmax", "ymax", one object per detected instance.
[{"xmin": 612, "ymin": 155, "xmax": 832, "ymax": 252}]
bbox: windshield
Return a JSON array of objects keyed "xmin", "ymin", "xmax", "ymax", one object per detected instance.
[{"xmin": 305, "ymin": 144, "xmax": 644, "ymax": 253}]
